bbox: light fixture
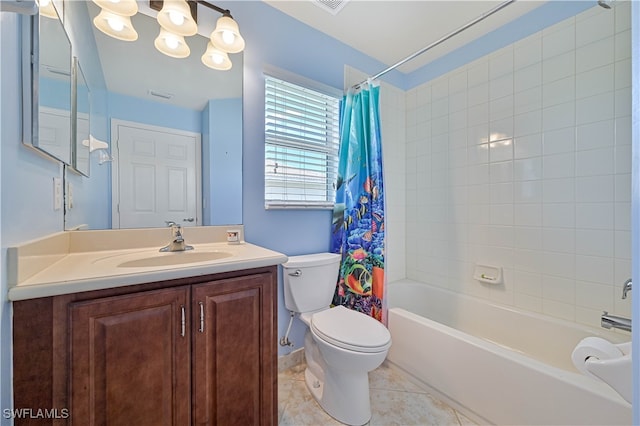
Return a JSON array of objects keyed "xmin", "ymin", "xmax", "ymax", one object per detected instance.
[
  {"xmin": 157, "ymin": 0, "xmax": 197, "ymax": 36},
  {"xmin": 154, "ymin": 28, "xmax": 190, "ymax": 58},
  {"xmin": 37, "ymin": 0, "xmax": 58, "ymax": 19},
  {"xmin": 93, "ymin": 0, "xmax": 138, "ymax": 16},
  {"xmin": 93, "ymin": 9, "xmax": 138, "ymax": 41},
  {"xmin": 201, "ymin": 41, "xmax": 231, "ymax": 70},
  {"xmin": 91, "ymin": 0, "xmax": 244, "ymax": 70},
  {"xmin": 210, "ymin": 13, "xmax": 245, "ymax": 53}
]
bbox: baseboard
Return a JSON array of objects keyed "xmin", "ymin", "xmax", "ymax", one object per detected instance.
[{"xmin": 278, "ymin": 347, "xmax": 304, "ymax": 372}]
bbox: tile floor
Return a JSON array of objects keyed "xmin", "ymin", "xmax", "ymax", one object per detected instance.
[{"xmin": 278, "ymin": 360, "xmax": 477, "ymax": 425}]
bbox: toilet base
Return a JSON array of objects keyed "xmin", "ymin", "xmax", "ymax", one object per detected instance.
[{"xmin": 304, "ymin": 366, "xmax": 372, "ymax": 426}]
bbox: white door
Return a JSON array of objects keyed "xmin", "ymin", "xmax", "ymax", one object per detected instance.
[{"xmin": 112, "ymin": 120, "xmax": 201, "ymax": 229}]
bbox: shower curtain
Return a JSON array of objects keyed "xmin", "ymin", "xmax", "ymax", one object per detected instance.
[{"xmin": 331, "ymin": 81, "xmax": 386, "ymax": 324}]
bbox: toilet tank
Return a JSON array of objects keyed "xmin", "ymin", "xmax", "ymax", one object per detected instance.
[{"xmin": 282, "ymin": 253, "xmax": 341, "ymax": 314}]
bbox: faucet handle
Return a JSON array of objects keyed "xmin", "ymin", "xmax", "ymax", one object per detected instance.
[
  {"xmin": 165, "ymin": 221, "xmax": 177, "ymax": 227},
  {"xmin": 622, "ymin": 278, "xmax": 632, "ymax": 299}
]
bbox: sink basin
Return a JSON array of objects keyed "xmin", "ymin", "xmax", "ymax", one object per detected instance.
[{"xmin": 117, "ymin": 251, "xmax": 233, "ymax": 268}]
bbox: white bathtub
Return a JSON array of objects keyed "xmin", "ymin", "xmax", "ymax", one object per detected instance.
[{"xmin": 387, "ymin": 279, "xmax": 632, "ymax": 425}]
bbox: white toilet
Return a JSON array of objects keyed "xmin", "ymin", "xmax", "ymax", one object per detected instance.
[{"xmin": 282, "ymin": 253, "xmax": 391, "ymax": 426}]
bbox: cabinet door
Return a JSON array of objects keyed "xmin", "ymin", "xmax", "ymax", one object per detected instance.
[
  {"xmin": 192, "ymin": 272, "xmax": 276, "ymax": 425},
  {"xmin": 69, "ymin": 286, "xmax": 191, "ymax": 426}
]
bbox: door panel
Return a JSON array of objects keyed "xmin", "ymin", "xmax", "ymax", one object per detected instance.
[
  {"xmin": 192, "ymin": 274, "xmax": 276, "ymax": 425},
  {"xmin": 70, "ymin": 286, "xmax": 191, "ymax": 426},
  {"xmin": 114, "ymin": 122, "xmax": 200, "ymax": 228}
]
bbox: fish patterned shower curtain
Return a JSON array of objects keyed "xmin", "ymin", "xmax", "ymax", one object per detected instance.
[{"xmin": 331, "ymin": 81, "xmax": 386, "ymax": 324}]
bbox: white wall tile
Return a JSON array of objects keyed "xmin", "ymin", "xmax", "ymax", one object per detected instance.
[
  {"xmin": 467, "ymin": 58, "xmax": 489, "ymax": 87},
  {"xmin": 514, "ymin": 157, "xmax": 542, "ymax": 181},
  {"xmin": 576, "ymin": 119, "xmax": 614, "ymax": 150},
  {"xmin": 543, "ymin": 102, "xmax": 575, "ymax": 131},
  {"xmin": 576, "ymin": 147, "xmax": 614, "ymax": 176},
  {"xmin": 514, "ymin": 86, "xmax": 542, "ymax": 115},
  {"xmin": 514, "ymin": 110, "xmax": 542, "ymax": 137},
  {"xmin": 576, "ymin": 175, "xmax": 615, "ymax": 202},
  {"xmin": 543, "ymin": 76, "xmax": 576, "ymax": 108},
  {"xmin": 490, "ymin": 48, "xmax": 514, "ymax": 79},
  {"xmin": 401, "ymin": 10, "xmax": 631, "ymax": 331},
  {"xmin": 543, "ymin": 178, "xmax": 575, "ymax": 203},
  {"xmin": 489, "ymin": 140, "xmax": 513, "ymax": 163},
  {"xmin": 576, "ymin": 37, "xmax": 614, "ymax": 73},
  {"xmin": 514, "ymin": 34, "xmax": 542, "ymax": 70},
  {"xmin": 542, "ymin": 202, "xmax": 575, "ymax": 228},
  {"xmin": 576, "ymin": 91, "xmax": 614, "ymax": 125},
  {"xmin": 575, "ymin": 255, "xmax": 614, "ymax": 285},
  {"xmin": 468, "ymin": 83, "xmax": 489, "ymax": 107},
  {"xmin": 576, "ymin": 64, "xmax": 614, "ymax": 99},
  {"xmin": 544, "ymin": 127, "xmax": 575, "ymax": 155},
  {"xmin": 542, "ymin": 52, "xmax": 575, "ymax": 84},
  {"xmin": 543, "ymin": 23, "xmax": 575, "ymax": 60},
  {"xmin": 514, "ymin": 133, "xmax": 542, "ymax": 159},
  {"xmin": 576, "ymin": 229, "xmax": 614, "ymax": 257},
  {"xmin": 576, "ymin": 8, "xmax": 614, "ymax": 48},
  {"xmin": 575, "ymin": 203, "xmax": 614, "ymax": 229},
  {"xmin": 614, "ymin": 30, "xmax": 631, "ymax": 61},
  {"xmin": 542, "ymin": 275, "xmax": 575, "ymax": 303},
  {"xmin": 543, "ymin": 153, "xmax": 574, "ymax": 179},
  {"xmin": 543, "ymin": 228, "xmax": 575, "ymax": 253},
  {"xmin": 515, "ymin": 63, "xmax": 542, "ymax": 92},
  {"xmin": 490, "ymin": 95, "xmax": 514, "ymax": 122},
  {"xmin": 514, "ymin": 203, "xmax": 542, "ymax": 226},
  {"xmin": 490, "ymin": 74, "xmax": 514, "ymax": 100}
]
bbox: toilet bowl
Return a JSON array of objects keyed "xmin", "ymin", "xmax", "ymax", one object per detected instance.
[
  {"xmin": 282, "ymin": 253, "xmax": 391, "ymax": 425},
  {"xmin": 305, "ymin": 306, "xmax": 391, "ymax": 425}
]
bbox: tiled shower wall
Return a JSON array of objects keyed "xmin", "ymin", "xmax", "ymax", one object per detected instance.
[{"xmin": 404, "ymin": 3, "xmax": 632, "ymax": 328}]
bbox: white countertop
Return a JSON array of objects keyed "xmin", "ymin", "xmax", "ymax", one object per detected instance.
[{"xmin": 8, "ymin": 227, "xmax": 288, "ymax": 301}]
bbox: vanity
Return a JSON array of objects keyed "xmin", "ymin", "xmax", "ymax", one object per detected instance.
[{"xmin": 9, "ymin": 226, "xmax": 287, "ymax": 425}]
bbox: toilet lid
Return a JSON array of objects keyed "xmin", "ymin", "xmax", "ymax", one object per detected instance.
[{"xmin": 311, "ymin": 306, "xmax": 391, "ymax": 353}]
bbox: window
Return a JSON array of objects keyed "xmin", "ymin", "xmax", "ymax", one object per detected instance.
[{"xmin": 264, "ymin": 75, "xmax": 340, "ymax": 209}]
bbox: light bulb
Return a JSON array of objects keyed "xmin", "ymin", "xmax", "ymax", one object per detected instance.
[
  {"xmin": 222, "ymin": 30, "xmax": 235, "ymax": 45},
  {"xmin": 107, "ymin": 17, "xmax": 124, "ymax": 32},
  {"xmin": 211, "ymin": 53, "xmax": 224, "ymax": 64},
  {"xmin": 165, "ymin": 35, "xmax": 179, "ymax": 50},
  {"xmin": 169, "ymin": 10, "xmax": 184, "ymax": 26}
]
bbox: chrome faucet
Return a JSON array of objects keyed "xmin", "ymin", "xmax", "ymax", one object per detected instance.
[
  {"xmin": 601, "ymin": 311, "xmax": 632, "ymax": 332},
  {"xmin": 622, "ymin": 278, "xmax": 632, "ymax": 299},
  {"xmin": 160, "ymin": 221, "xmax": 194, "ymax": 252}
]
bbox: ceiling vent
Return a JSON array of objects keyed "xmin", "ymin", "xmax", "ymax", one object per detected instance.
[{"xmin": 313, "ymin": 0, "xmax": 349, "ymax": 15}]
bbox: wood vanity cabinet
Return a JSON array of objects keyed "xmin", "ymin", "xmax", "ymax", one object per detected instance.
[{"xmin": 12, "ymin": 267, "xmax": 277, "ymax": 426}]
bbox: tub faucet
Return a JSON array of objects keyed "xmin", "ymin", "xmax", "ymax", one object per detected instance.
[
  {"xmin": 160, "ymin": 221, "xmax": 194, "ymax": 252},
  {"xmin": 601, "ymin": 311, "xmax": 631, "ymax": 332},
  {"xmin": 622, "ymin": 278, "xmax": 632, "ymax": 299}
]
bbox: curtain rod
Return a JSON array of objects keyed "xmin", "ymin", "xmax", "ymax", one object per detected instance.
[{"xmin": 352, "ymin": 0, "xmax": 516, "ymax": 89}]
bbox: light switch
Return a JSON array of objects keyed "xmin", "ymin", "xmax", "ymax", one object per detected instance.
[{"xmin": 53, "ymin": 177, "xmax": 62, "ymax": 211}]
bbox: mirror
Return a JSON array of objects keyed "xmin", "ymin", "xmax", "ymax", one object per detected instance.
[
  {"xmin": 72, "ymin": 58, "xmax": 91, "ymax": 177},
  {"xmin": 22, "ymin": 5, "xmax": 73, "ymax": 165},
  {"xmin": 62, "ymin": 1, "xmax": 243, "ymax": 229}
]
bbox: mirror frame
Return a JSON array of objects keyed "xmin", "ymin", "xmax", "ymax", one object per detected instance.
[
  {"xmin": 70, "ymin": 57, "xmax": 91, "ymax": 177},
  {"xmin": 21, "ymin": 6, "xmax": 73, "ymax": 165}
]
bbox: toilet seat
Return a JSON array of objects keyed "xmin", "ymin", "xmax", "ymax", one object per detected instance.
[{"xmin": 310, "ymin": 305, "xmax": 391, "ymax": 353}]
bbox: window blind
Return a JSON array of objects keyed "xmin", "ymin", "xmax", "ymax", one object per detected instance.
[{"xmin": 264, "ymin": 76, "xmax": 340, "ymax": 209}]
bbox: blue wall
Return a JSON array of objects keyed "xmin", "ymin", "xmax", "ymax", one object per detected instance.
[{"xmin": 1, "ymin": 13, "xmax": 65, "ymax": 423}]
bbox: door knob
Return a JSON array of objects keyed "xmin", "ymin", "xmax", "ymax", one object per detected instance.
[{"xmin": 183, "ymin": 217, "xmax": 195, "ymax": 222}]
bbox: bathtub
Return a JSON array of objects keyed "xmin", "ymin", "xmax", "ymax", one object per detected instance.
[{"xmin": 386, "ymin": 279, "xmax": 632, "ymax": 425}]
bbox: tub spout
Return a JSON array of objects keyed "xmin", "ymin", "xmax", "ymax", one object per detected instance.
[{"xmin": 601, "ymin": 311, "xmax": 632, "ymax": 332}]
